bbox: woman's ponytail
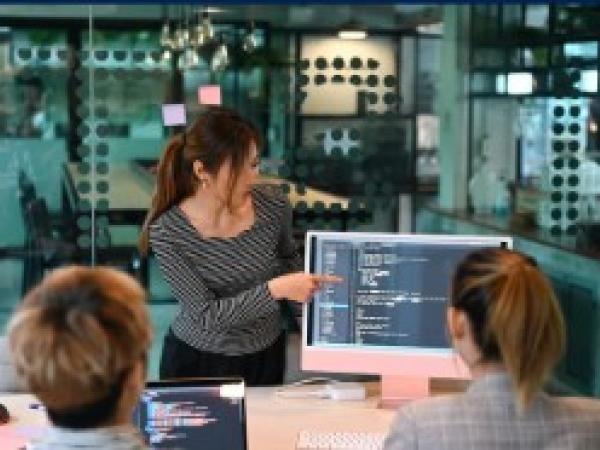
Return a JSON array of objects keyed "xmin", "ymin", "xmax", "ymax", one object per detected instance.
[
  {"xmin": 452, "ymin": 249, "xmax": 565, "ymax": 413},
  {"xmin": 139, "ymin": 135, "xmax": 187, "ymax": 254},
  {"xmin": 488, "ymin": 259, "xmax": 565, "ymax": 411}
]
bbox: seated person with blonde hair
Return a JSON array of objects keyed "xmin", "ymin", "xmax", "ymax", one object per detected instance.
[
  {"xmin": 384, "ymin": 248, "xmax": 600, "ymax": 450},
  {"xmin": 8, "ymin": 266, "xmax": 152, "ymax": 450}
]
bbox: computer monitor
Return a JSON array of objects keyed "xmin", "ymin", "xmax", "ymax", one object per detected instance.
[
  {"xmin": 133, "ymin": 378, "xmax": 247, "ymax": 450},
  {"xmin": 302, "ymin": 232, "xmax": 513, "ymax": 407}
]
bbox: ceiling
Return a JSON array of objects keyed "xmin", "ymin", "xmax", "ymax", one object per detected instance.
[{"xmin": 0, "ymin": 4, "xmax": 443, "ymax": 31}]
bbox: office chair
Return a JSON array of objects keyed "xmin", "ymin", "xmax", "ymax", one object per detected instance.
[{"xmin": 22, "ymin": 198, "xmax": 78, "ymax": 293}]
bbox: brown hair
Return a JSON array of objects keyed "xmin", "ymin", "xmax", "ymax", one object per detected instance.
[
  {"xmin": 139, "ymin": 106, "xmax": 260, "ymax": 254},
  {"xmin": 8, "ymin": 266, "xmax": 151, "ymax": 422},
  {"xmin": 451, "ymin": 248, "xmax": 565, "ymax": 411}
]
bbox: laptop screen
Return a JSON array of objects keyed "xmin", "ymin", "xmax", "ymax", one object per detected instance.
[{"xmin": 133, "ymin": 378, "xmax": 247, "ymax": 450}]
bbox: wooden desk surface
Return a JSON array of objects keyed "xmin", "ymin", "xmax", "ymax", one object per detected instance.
[
  {"xmin": 0, "ymin": 386, "xmax": 395, "ymax": 450},
  {"xmin": 65, "ymin": 163, "xmax": 152, "ymax": 212},
  {"xmin": 66, "ymin": 162, "xmax": 350, "ymax": 211},
  {"xmin": 246, "ymin": 384, "xmax": 394, "ymax": 450}
]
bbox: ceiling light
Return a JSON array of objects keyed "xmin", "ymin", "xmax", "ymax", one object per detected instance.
[
  {"xmin": 195, "ymin": 7, "xmax": 225, "ymax": 15},
  {"xmin": 200, "ymin": 12, "xmax": 214, "ymax": 43},
  {"xmin": 338, "ymin": 30, "xmax": 367, "ymax": 40},
  {"xmin": 184, "ymin": 47, "xmax": 199, "ymax": 69},
  {"xmin": 242, "ymin": 22, "xmax": 257, "ymax": 53},
  {"xmin": 338, "ymin": 21, "xmax": 367, "ymax": 40},
  {"xmin": 211, "ymin": 37, "xmax": 229, "ymax": 72},
  {"xmin": 160, "ymin": 22, "xmax": 172, "ymax": 47},
  {"xmin": 174, "ymin": 25, "xmax": 186, "ymax": 50}
]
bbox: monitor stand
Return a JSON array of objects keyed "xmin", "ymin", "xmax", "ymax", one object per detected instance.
[{"xmin": 379, "ymin": 375, "xmax": 430, "ymax": 409}]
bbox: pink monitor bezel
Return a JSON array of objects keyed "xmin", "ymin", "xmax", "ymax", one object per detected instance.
[{"xmin": 301, "ymin": 232, "xmax": 513, "ymax": 380}]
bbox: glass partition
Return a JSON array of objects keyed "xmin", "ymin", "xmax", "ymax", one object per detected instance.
[
  {"xmin": 0, "ymin": 5, "xmax": 443, "ymax": 378},
  {"xmin": 466, "ymin": 5, "xmax": 600, "ymax": 260},
  {"xmin": 0, "ymin": 27, "xmax": 73, "ymax": 324}
]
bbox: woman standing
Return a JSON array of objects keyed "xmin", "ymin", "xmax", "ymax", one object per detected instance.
[{"xmin": 139, "ymin": 106, "xmax": 337, "ymax": 385}]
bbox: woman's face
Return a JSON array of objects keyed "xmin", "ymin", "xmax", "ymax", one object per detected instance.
[
  {"xmin": 208, "ymin": 141, "xmax": 260, "ymax": 205},
  {"xmin": 235, "ymin": 141, "xmax": 260, "ymax": 197}
]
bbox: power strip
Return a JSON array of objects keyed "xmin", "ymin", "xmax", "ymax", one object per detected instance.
[
  {"xmin": 325, "ymin": 382, "xmax": 366, "ymax": 400},
  {"xmin": 276, "ymin": 381, "xmax": 366, "ymax": 401}
]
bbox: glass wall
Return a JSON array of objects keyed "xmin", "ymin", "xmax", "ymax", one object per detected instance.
[
  {"xmin": 416, "ymin": 4, "xmax": 600, "ymax": 397},
  {"xmin": 0, "ymin": 6, "xmax": 443, "ymax": 378},
  {"xmin": 0, "ymin": 27, "xmax": 72, "ymax": 326},
  {"xmin": 0, "ymin": 4, "xmax": 599, "ymax": 394},
  {"xmin": 466, "ymin": 5, "xmax": 600, "ymax": 255}
]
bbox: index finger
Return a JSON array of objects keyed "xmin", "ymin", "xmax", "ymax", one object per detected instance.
[{"xmin": 313, "ymin": 274, "xmax": 343, "ymax": 284}]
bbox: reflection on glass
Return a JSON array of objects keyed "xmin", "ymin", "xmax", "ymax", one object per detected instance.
[
  {"xmin": 578, "ymin": 70, "xmax": 598, "ymax": 93},
  {"xmin": 507, "ymin": 72, "xmax": 534, "ymax": 95},
  {"xmin": 525, "ymin": 5, "xmax": 549, "ymax": 30},
  {"xmin": 564, "ymin": 42, "xmax": 598, "ymax": 59}
]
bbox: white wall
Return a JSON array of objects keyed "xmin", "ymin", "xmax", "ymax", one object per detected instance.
[{"xmin": 300, "ymin": 36, "xmax": 396, "ymax": 116}]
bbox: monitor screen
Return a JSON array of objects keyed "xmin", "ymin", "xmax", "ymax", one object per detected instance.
[
  {"xmin": 302, "ymin": 232, "xmax": 512, "ymax": 386},
  {"xmin": 133, "ymin": 378, "xmax": 247, "ymax": 450}
]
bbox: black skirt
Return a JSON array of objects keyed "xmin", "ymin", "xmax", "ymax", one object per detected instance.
[{"xmin": 159, "ymin": 329, "xmax": 286, "ymax": 386}]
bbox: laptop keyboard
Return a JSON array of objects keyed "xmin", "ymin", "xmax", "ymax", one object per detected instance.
[{"xmin": 296, "ymin": 430, "xmax": 386, "ymax": 450}]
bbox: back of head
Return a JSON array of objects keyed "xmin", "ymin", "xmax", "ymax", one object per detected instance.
[
  {"xmin": 139, "ymin": 106, "xmax": 260, "ymax": 253},
  {"xmin": 451, "ymin": 248, "xmax": 565, "ymax": 411},
  {"xmin": 8, "ymin": 266, "xmax": 152, "ymax": 427}
]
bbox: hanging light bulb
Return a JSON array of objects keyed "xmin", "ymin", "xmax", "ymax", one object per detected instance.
[
  {"xmin": 242, "ymin": 22, "xmax": 257, "ymax": 53},
  {"xmin": 177, "ymin": 52, "xmax": 186, "ymax": 71},
  {"xmin": 174, "ymin": 25, "xmax": 186, "ymax": 50},
  {"xmin": 199, "ymin": 12, "xmax": 214, "ymax": 44},
  {"xmin": 184, "ymin": 47, "xmax": 199, "ymax": 68},
  {"xmin": 211, "ymin": 36, "xmax": 228, "ymax": 72},
  {"xmin": 193, "ymin": 22, "xmax": 207, "ymax": 47},
  {"xmin": 160, "ymin": 22, "xmax": 172, "ymax": 48},
  {"xmin": 182, "ymin": 28, "xmax": 190, "ymax": 47}
]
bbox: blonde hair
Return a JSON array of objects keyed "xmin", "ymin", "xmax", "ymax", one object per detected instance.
[
  {"xmin": 451, "ymin": 248, "xmax": 565, "ymax": 411},
  {"xmin": 8, "ymin": 266, "xmax": 152, "ymax": 415}
]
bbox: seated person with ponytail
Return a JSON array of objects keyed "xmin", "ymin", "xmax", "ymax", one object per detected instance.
[
  {"xmin": 8, "ymin": 266, "xmax": 152, "ymax": 450},
  {"xmin": 139, "ymin": 106, "xmax": 339, "ymax": 385},
  {"xmin": 384, "ymin": 248, "xmax": 600, "ymax": 450}
]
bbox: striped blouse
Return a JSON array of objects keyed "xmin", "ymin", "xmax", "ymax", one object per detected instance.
[{"xmin": 150, "ymin": 184, "xmax": 301, "ymax": 355}]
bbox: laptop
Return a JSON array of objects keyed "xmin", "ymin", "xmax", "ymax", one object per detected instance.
[{"xmin": 133, "ymin": 378, "xmax": 248, "ymax": 450}]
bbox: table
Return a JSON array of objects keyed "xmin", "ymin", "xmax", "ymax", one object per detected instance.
[
  {"xmin": 63, "ymin": 161, "xmax": 353, "ymax": 227},
  {"xmin": 0, "ymin": 384, "xmax": 396, "ymax": 450},
  {"xmin": 246, "ymin": 384, "xmax": 394, "ymax": 450}
]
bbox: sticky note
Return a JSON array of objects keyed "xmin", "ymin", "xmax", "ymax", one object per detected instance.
[
  {"xmin": 161, "ymin": 104, "xmax": 186, "ymax": 126},
  {"xmin": 198, "ymin": 85, "xmax": 222, "ymax": 105}
]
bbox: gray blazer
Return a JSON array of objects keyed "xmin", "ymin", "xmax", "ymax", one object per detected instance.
[{"xmin": 384, "ymin": 372, "xmax": 600, "ymax": 450}]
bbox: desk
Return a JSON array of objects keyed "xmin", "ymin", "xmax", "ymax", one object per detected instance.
[
  {"xmin": 0, "ymin": 384, "xmax": 395, "ymax": 450},
  {"xmin": 63, "ymin": 162, "xmax": 151, "ymax": 225},
  {"xmin": 246, "ymin": 384, "xmax": 394, "ymax": 450},
  {"xmin": 63, "ymin": 161, "xmax": 353, "ymax": 227}
]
